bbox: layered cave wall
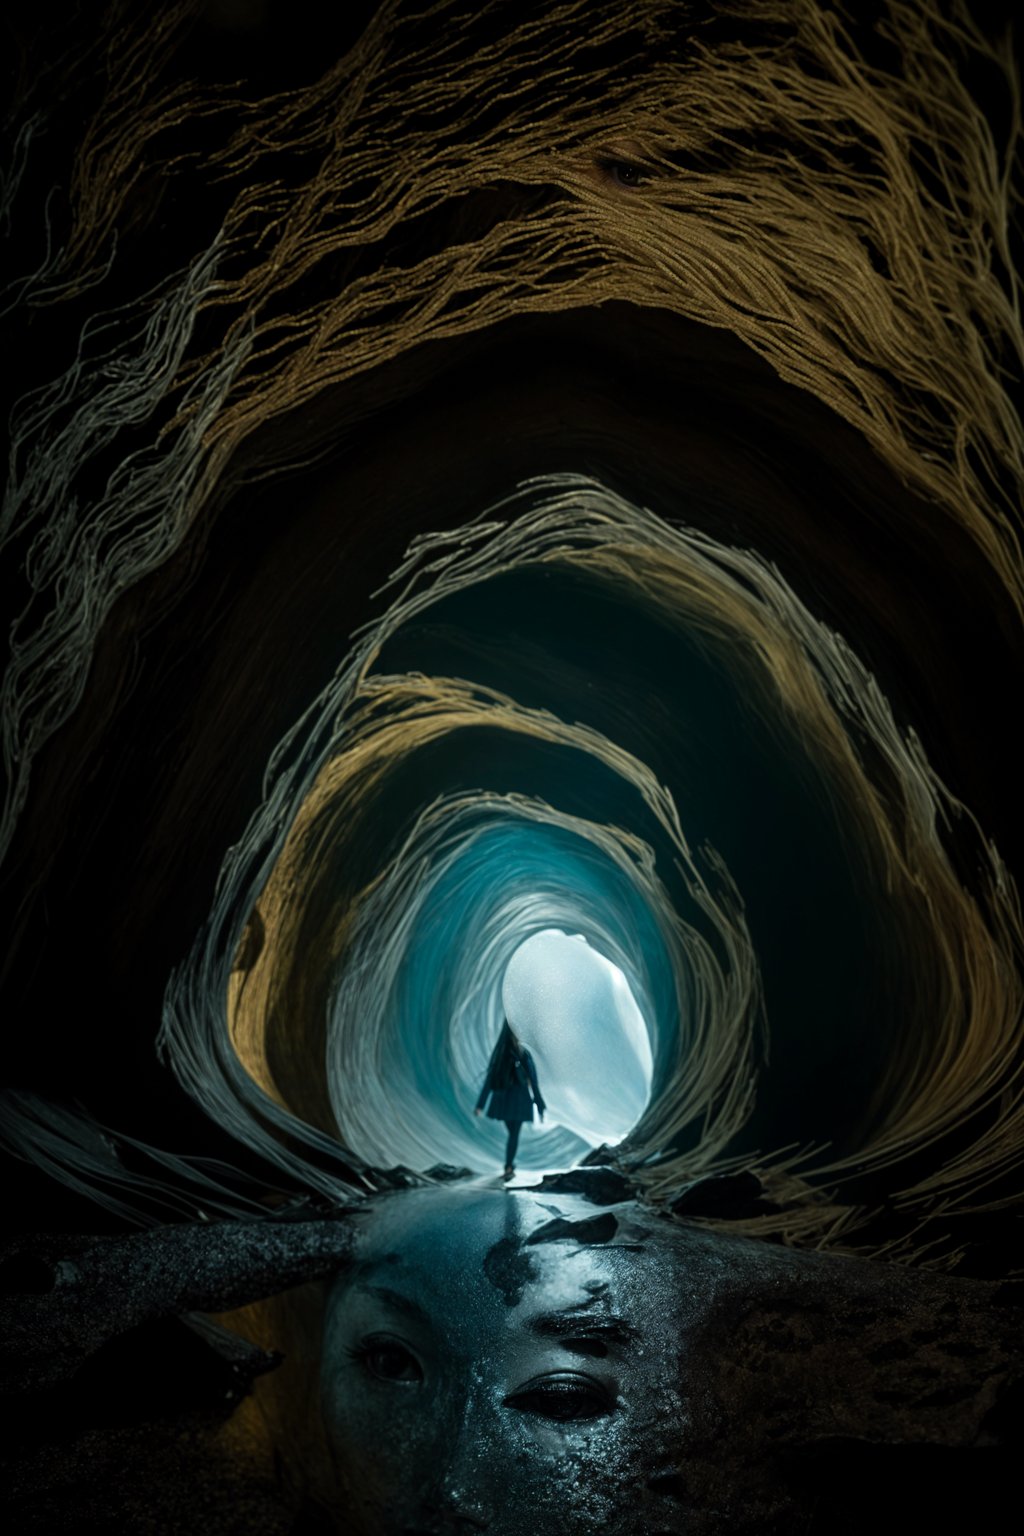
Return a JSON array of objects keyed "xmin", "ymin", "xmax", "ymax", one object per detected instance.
[
  {"xmin": 1, "ymin": 5, "xmax": 1024, "ymax": 1528},
  {"xmin": 3, "ymin": 305, "xmax": 1022, "ymax": 1252}
]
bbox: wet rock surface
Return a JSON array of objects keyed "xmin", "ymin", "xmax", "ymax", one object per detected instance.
[
  {"xmin": 1, "ymin": 1217, "xmax": 359, "ymax": 1393},
  {"xmin": 1, "ymin": 1198, "xmax": 1020, "ymax": 1532}
]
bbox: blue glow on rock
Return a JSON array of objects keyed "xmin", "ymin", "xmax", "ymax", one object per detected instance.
[
  {"xmin": 502, "ymin": 929, "xmax": 653, "ymax": 1145},
  {"xmin": 325, "ymin": 808, "xmax": 678, "ymax": 1175}
]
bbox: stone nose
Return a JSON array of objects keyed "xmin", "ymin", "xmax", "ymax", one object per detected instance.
[
  {"xmin": 404, "ymin": 1520, "xmax": 488, "ymax": 1534},
  {"xmin": 433, "ymin": 1461, "xmax": 493, "ymax": 1529},
  {"xmin": 414, "ymin": 1394, "xmax": 495, "ymax": 1532},
  {"xmin": 403, "ymin": 1502, "xmax": 489, "ymax": 1534}
]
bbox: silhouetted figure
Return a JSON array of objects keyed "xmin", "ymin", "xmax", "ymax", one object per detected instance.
[{"xmin": 474, "ymin": 1020, "xmax": 545, "ymax": 1178}]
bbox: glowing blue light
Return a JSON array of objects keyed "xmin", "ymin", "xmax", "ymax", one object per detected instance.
[
  {"xmin": 323, "ymin": 809, "xmax": 676, "ymax": 1174},
  {"xmin": 503, "ymin": 929, "xmax": 653, "ymax": 1145}
]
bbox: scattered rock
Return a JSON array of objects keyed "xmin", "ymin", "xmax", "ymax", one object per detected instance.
[
  {"xmin": 669, "ymin": 1170, "xmax": 781, "ymax": 1219},
  {"xmin": 526, "ymin": 1211, "xmax": 619, "ymax": 1246},
  {"xmin": 424, "ymin": 1163, "xmax": 475, "ymax": 1183},
  {"xmin": 536, "ymin": 1166, "xmax": 639, "ymax": 1205}
]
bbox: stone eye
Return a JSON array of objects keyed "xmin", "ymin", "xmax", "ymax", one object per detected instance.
[
  {"xmin": 504, "ymin": 1374, "xmax": 615, "ymax": 1421},
  {"xmin": 356, "ymin": 1336, "xmax": 423, "ymax": 1384}
]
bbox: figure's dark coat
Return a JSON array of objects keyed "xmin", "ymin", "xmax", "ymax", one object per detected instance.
[{"xmin": 476, "ymin": 1025, "xmax": 545, "ymax": 1123}]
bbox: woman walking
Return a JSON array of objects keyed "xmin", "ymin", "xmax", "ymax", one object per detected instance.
[{"xmin": 474, "ymin": 1020, "xmax": 545, "ymax": 1179}]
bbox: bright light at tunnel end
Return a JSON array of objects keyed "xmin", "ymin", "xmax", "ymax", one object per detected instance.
[{"xmin": 500, "ymin": 927, "xmax": 655, "ymax": 1149}]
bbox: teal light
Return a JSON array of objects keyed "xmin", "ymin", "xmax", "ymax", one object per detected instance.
[
  {"xmin": 328, "ymin": 814, "xmax": 673, "ymax": 1174},
  {"xmin": 502, "ymin": 929, "xmax": 653, "ymax": 1145}
]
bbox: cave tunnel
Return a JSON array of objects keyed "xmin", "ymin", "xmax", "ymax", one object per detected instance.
[{"xmin": 2, "ymin": 3, "xmax": 1023, "ymax": 1532}]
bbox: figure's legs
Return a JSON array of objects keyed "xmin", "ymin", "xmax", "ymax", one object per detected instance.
[{"xmin": 503, "ymin": 1120, "xmax": 521, "ymax": 1176}]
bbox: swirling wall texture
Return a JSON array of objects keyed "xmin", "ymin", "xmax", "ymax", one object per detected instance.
[
  {"xmin": 2, "ymin": 1, "xmax": 1023, "ymax": 1274},
  {"xmin": 152, "ymin": 472, "xmax": 1022, "ymax": 1256}
]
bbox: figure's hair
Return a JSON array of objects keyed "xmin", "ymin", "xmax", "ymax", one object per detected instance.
[
  {"xmin": 483, "ymin": 1021, "xmax": 524, "ymax": 1094},
  {"xmin": 217, "ymin": 1282, "xmax": 340, "ymax": 1523}
]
